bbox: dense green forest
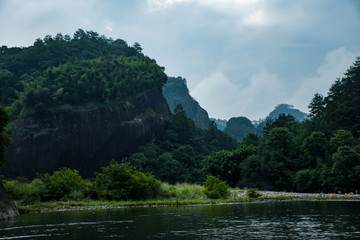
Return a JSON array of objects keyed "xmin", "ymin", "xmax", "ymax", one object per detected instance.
[
  {"xmin": 128, "ymin": 105, "xmax": 238, "ymax": 183},
  {"xmin": 202, "ymin": 58, "xmax": 360, "ymax": 192},
  {"xmin": 0, "ymin": 29, "xmax": 165, "ymax": 119}
]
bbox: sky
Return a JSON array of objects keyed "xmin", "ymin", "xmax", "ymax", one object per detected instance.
[{"xmin": 1, "ymin": 0, "xmax": 360, "ymax": 120}]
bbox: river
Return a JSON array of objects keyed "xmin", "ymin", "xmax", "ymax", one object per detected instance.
[{"xmin": 1, "ymin": 200, "xmax": 360, "ymax": 239}]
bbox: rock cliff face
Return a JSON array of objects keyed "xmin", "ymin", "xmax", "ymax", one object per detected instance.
[
  {"xmin": 163, "ymin": 77, "xmax": 210, "ymax": 129},
  {"xmin": 0, "ymin": 182, "xmax": 19, "ymax": 219},
  {"xmin": 1, "ymin": 89, "xmax": 171, "ymax": 178}
]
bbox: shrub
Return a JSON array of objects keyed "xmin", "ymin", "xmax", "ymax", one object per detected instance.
[
  {"xmin": 4, "ymin": 179, "xmax": 46, "ymax": 204},
  {"xmin": 246, "ymin": 188, "xmax": 262, "ymax": 199},
  {"xmin": 43, "ymin": 168, "xmax": 86, "ymax": 200},
  {"xmin": 203, "ymin": 175, "xmax": 230, "ymax": 199},
  {"xmin": 93, "ymin": 161, "xmax": 160, "ymax": 200},
  {"xmin": 159, "ymin": 183, "xmax": 205, "ymax": 200}
]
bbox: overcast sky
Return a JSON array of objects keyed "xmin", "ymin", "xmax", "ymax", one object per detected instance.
[{"xmin": 1, "ymin": 0, "xmax": 360, "ymax": 120}]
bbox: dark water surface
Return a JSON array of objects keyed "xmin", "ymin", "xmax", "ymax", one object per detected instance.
[{"xmin": 1, "ymin": 201, "xmax": 360, "ymax": 239}]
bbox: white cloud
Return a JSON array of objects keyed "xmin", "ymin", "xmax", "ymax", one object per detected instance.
[
  {"xmin": 242, "ymin": 9, "xmax": 268, "ymax": 26},
  {"xmin": 288, "ymin": 47, "xmax": 360, "ymax": 113},
  {"xmin": 103, "ymin": 20, "xmax": 114, "ymax": 32},
  {"xmin": 191, "ymin": 70, "xmax": 286, "ymax": 120}
]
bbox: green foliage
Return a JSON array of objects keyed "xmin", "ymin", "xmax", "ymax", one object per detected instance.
[
  {"xmin": 330, "ymin": 129, "xmax": 355, "ymax": 152},
  {"xmin": 93, "ymin": 161, "xmax": 161, "ymax": 200},
  {"xmin": 203, "ymin": 175, "xmax": 230, "ymax": 199},
  {"xmin": 202, "ymin": 145, "xmax": 257, "ymax": 187},
  {"xmin": 294, "ymin": 169, "xmax": 320, "ymax": 193},
  {"xmin": 129, "ymin": 105, "xmax": 238, "ymax": 184},
  {"xmin": 3, "ymin": 179, "xmax": 46, "ymax": 204},
  {"xmin": 246, "ymin": 188, "xmax": 262, "ymax": 199},
  {"xmin": 224, "ymin": 117, "xmax": 256, "ymax": 142},
  {"xmin": 263, "ymin": 113, "xmax": 297, "ymax": 136},
  {"xmin": 0, "ymin": 105, "xmax": 11, "ymax": 167},
  {"xmin": 11, "ymin": 55, "xmax": 166, "ymax": 118},
  {"xmin": 43, "ymin": 168, "xmax": 87, "ymax": 200},
  {"xmin": 0, "ymin": 30, "xmax": 166, "ymax": 119}
]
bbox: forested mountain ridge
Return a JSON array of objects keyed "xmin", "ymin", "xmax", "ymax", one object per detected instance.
[
  {"xmin": 0, "ymin": 30, "xmax": 172, "ymax": 178},
  {"xmin": 163, "ymin": 76, "xmax": 210, "ymax": 129},
  {"xmin": 255, "ymin": 104, "xmax": 308, "ymax": 136},
  {"xmin": 204, "ymin": 57, "xmax": 360, "ymax": 192},
  {"xmin": 224, "ymin": 117, "xmax": 256, "ymax": 142}
]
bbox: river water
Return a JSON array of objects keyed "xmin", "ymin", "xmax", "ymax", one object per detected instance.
[{"xmin": 1, "ymin": 201, "xmax": 360, "ymax": 239}]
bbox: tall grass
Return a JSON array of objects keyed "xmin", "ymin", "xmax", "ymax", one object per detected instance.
[{"xmin": 159, "ymin": 183, "xmax": 205, "ymax": 200}]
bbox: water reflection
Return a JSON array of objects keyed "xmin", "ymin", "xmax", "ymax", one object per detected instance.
[{"xmin": 1, "ymin": 201, "xmax": 360, "ymax": 239}]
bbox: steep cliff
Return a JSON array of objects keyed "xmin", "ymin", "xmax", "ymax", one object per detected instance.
[
  {"xmin": 163, "ymin": 76, "xmax": 210, "ymax": 129},
  {"xmin": 2, "ymin": 89, "xmax": 171, "ymax": 178}
]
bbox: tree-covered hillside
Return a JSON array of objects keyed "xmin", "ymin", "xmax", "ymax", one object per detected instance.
[
  {"xmin": 202, "ymin": 58, "xmax": 360, "ymax": 192},
  {"xmin": 129, "ymin": 105, "xmax": 238, "ymax": 183},
  {"xmin": 224, "ymin": 117, "xmax": 256, "ymax": 142},
  {"xmin": 1, "ymin": 29, "xmax": 165, "ymax": 119},
  {"xmin": 255, "ymin": 104, "xmax": 308, "ymax": 136}
]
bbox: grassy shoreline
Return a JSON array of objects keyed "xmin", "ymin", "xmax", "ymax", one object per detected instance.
[{"xmin": 16, "ymin": 191, "xmax": 360, "ymax": 214}]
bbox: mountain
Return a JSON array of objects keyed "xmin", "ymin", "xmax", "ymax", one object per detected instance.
[
  {"xmin": 0, "ymin": 30, "xmax": 171, "ymax": 178},
  {"xmin": 255, "ymin": 104, "xmax": 308, "ymax": 136},
  {"xmin": 224, "ymin": 117, "xmax": 256, "ymax": 142},
  {"xmin": 163, "ymin": 76, "xmax": 210, "ymax": 129},
  {"xmin": 268, "ymin": 104, "xmax": 308, "ymax": 121},
  {"xmin": 210, "ymin": 118, "xmax": 228, "ymax": 131}
]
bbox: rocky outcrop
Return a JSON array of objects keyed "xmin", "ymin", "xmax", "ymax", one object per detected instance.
[
  {"xmin": 0, "ymin": 182, "xmax": 19, "ymax": 219},
  {"xmin": 163, "ymin": 77, "xmax": 210, "ymax": 129},
  {"xmin": 1, "ymin": 89, "xmax": 171, "ymax": 178}
]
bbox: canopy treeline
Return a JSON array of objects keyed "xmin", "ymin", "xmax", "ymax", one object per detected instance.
[
  {"xmin": 0, "ymin": 29, "xmax": 165, "ymax": 118},
  {"xmin": 200, "ymin": 57, "xmax": 360, "ymax": 193}
]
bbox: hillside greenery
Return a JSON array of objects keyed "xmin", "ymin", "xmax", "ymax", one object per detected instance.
[
  {"xmin": 224, "ymin": 117, "xmax": 256, "ymax": 142},
  {"xmin": 129, "ymin": 105, "xmax": 238, "ymax": 183},
  {"xmin": 203, "ymin": 57, "xmax": 360, "ymax": 193},
  {"xmin": 0, "ymin": 29, "xmax": 166, "ymax": 119}
]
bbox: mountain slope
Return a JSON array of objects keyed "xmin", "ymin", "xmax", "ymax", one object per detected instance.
[
  {"xmin": 256, "ymin": 104, "xmax": 308, "ymax": 136},
  {"xmin": 224, "ymin": 117, "xmax": 256, "ymax": 142},
  {"xmin": 1, "ymin": 30, "xmax": 171, "ymax": 178},
  {"xmin": 163, "ymin": 76, "xmax": 210, "ymax": 129}
]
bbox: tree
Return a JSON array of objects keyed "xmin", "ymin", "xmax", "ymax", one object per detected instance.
[
  {"xmin": 330, "ymin": 129, "xmax": 355, "ymax": 152},
  {"xmin": 261, "ymin": 127, "xmax": 297, "ymax": 191},
  {"xmin": 203, "ymin": 175, "xmax": 230, "ymax": 199},
  {"xmin": 202, "ymin": 145, "xmax": 257, "ymax": 187},
  {"xmin": 93, "ymin": 161, "xmax": 160, "ymax": 200},
  {"xmin": 0, "ymin": 106, "xmax": 11, "ymax": 167},
  {"xmin": 331, "ymin": 146, "xmax": 360, "ymax": 191},
  {"xmin": 301, "ymin": 131, "xmax": 328, "ymax": 168},
  {"xmin": 263, "ymin": 114, "xmax": 297, "ymax": 136},
  {"xmin": 308, "ymin": 93, "xmax": 325, "ymax": 119}
]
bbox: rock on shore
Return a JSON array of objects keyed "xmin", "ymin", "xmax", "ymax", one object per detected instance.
[{"xmin": 0, "ymin": 182, "xmax": 19, "ymax": 219}]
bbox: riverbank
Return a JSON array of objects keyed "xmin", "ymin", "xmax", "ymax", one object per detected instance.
[{"xmin": 16, "ymin": 190, "xmax": 360, "ymax": 214}]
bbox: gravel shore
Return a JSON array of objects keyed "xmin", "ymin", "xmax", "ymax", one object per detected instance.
[{"xmin": 243, "ymin": 191, "xmax": 360, "ymax": 199}]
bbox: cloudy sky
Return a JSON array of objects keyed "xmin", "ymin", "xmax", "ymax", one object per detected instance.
[{"xmin": 1, "ymin": 0, "xmax": 359, "ymax": 120}]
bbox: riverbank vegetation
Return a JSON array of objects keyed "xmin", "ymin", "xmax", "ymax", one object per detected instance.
[{"xmin": 4, "ymin": 162, "xmax": 360, "ymax": 214}]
